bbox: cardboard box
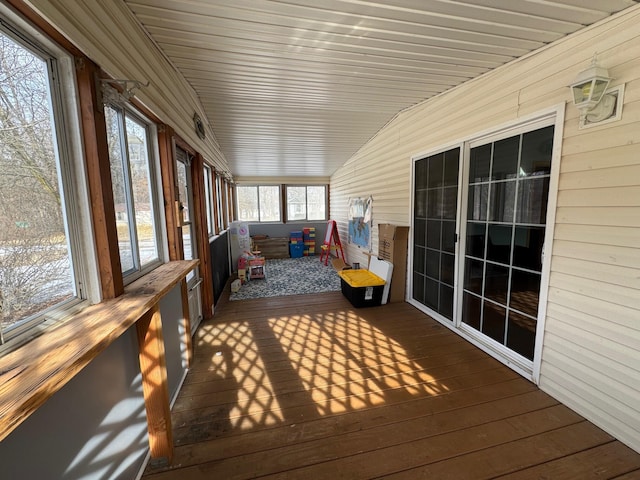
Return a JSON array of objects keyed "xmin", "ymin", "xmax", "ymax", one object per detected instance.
[
  {"xmin": 377, "ymin": 224, "xmax": 409, "ymax": 303},
  {"xmin": 338, "ymin": 270, "xmax": 386, "ymax": 308}
]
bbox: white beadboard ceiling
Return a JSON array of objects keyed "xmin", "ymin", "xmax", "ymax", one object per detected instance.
[{"xmin": 124, "ymin": 0, "xmax": 637, "ymax": 178}]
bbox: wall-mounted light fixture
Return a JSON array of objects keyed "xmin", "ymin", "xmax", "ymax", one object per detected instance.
[
  {"xmin": 570, "ymin": 55, "xmax": 624, "ymax": 128},
  {"xmin": 193, "ymin": 113, "xmax": 206, "ymax": 140}
]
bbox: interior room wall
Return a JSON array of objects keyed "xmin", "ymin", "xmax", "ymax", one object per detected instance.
[{"xmin": 248, "ymin": 222, "xmax": 328, "ymax": 254}]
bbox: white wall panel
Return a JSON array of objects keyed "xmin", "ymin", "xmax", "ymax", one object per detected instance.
[
  {"xmin": 554, "ymin": 224, "xmax": 638, "ymax": 249},
  {"xmin": 561, "ymin": 143, "xmax": 640, "ymax": 172},
  {"xmin": 552, "ymin": 256, "xmax": 640, "ymax": 290}
]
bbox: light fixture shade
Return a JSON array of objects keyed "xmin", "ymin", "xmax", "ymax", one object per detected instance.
[{"xmin": 570, "ymin": 59, "xmax": 611, "ymax": 109}]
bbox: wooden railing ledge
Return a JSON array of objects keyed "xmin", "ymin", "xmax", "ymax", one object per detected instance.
[{"xmin": 0, "ymin": 259, "xmax": 198, "ymax": 446}]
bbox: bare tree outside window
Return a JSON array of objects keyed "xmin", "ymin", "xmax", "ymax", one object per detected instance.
[
  {"xmin": 215, "ymin": 174, "xmax": 225, "ymax": 231},
  {"xmin": 105, "ymin": 105, "xmax": 134, "ymax": 272},
  {"xmin": 105, "ymin": 102, "xmax": 161, "ymax": 278},
  {"xmin": 258, "ymin": 186, "xmax": 280, "ymax": 222},
  {"xmin": 286, "ymin": 186, "xmax": 306, "ymax": 221},
  {"xmin": 285, "ymin": 185, "xmax": 327, "ymax": 221},
  {"xmin": 236, "ymin": 186, "xmax": 259, "ymax": 222},
  {"xmin": 307, "ymin": 185, "xmax": 327, "ymax": 220},
  {"xmin": 237, "ymin": 184, "xmax": 327, "ymax": 223},
  {"xmin": 203, "ymin": 165, "xmax": 214, "ymax": 236},
  {"xmin": 236, "ymin": 185, "xmax": 281, "ymax": 222},
  {"xmin": 0, "ymin": 32, "xmax": 76, "ymax": 339}
]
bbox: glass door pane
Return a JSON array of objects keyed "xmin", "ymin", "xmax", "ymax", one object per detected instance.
[
  {"xmin": 176, "ymin": 147, "xmax": 203, "ymax": 333},
  {"xmin": 412, "ymin": 147, "xmax": 459, "ymax": 320},
  {"xmin": 461, "ymin": 125, "xmax": 554, "ymax": 360},
  {"xmin": 176, "ymin": 148, "xmax": 197, "ymax": 282}
]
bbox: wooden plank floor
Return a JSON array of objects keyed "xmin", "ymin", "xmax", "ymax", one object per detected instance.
[{"xmin": 143, "ymin": 291, "xmax": 640, "ymax": 479}]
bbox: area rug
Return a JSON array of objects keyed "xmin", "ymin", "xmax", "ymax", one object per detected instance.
[{"xmin": 230, "ymin": 256, "xmax": 341, "ymax": 301}]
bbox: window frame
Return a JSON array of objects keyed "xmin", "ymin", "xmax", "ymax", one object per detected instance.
[
  {"xmin": 215, "ymin": 172, "xmax": 225, "ymax": 232},
  {"xmin": 226, "ymin": 180, "xmax": 235, "ymax": 224},
  {"xmin": 221, "ymin": 177, "xmax": 230, "ymax": 229},
  {"xmin": 235, "ymin": 184, "xmax": 283, "ymax": 223},
  {"xmin": 203, "ymin": 164, "xmax": 215, "ymax": 238},
  {"xmin": 284, "ymin": 184, "xmax": 328, "ymax": 223},
  {"xmin": 104, "ymin": 98, "xmax": 165, "ymax": 284},
  {"xmin": 0, "ymin": 10, "xmax": 97, "ymax": 352}
]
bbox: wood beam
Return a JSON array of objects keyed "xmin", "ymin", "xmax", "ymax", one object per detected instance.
[
  {"xmin": 75, "ymin": 58, "xmax": 123, "ymax": 299},
  {"xmin": 136, "ymin": 303, "xmax": 173, "ymax": 462},
  {"xmin": 158, "ymin": 125, "xmax": 183, "ymax": 261},
  {"xmin": 192, "ymin": 153, "xmax": 215, "ymax": 318}
]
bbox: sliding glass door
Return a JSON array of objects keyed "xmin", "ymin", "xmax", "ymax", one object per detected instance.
[
  {"xmin": 411, "ymin": 118, "xmax": 557, "ymax": 375},
  {"xmin": 462, "ymin": 125, "xmax": 554, "ymax": 361},
  {"xmin": 412, "ymin": 147, "xmax": 460, "ymax": 321}
]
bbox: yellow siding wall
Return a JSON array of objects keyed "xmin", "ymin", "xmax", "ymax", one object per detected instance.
[{"xmin": 330, "ymin": 7, "xmax": 640, "ymax": 452}]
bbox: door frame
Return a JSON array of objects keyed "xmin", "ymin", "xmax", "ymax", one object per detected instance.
[
  {"xmin": 408, "ymin": 104, "xmax": 565, "ymax": 384},
  {"xmin": 174, "ymin": 143, "xmax": 204, "ymax": 334}
]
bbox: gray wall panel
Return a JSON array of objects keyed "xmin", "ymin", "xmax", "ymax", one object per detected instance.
[{"xmin": 0, "ymin": 284, "xmax": 187, "ymax": 479}]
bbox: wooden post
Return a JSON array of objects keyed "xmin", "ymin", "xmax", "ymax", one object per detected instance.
[
  {"xmin": 76, "ymin": 58, "xmax": 123, "ymax": 299},
  {"xmin": 136, "ymin": 303, "xmax": 173, "ymax": 463},
  {"xmin": 192, "ymin": 153, "xmax": 215, "ymax": 319},
  {"xmin": 158, "ymin": 125, "xmax": 183, "ymax": 261}
]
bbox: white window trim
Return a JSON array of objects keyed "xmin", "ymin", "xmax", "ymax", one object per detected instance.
[
  {"xmin": 236, "ymin": 184, "xmax": 282, "ymax": 223},
  {"xmin": 104, "ymin": 101, "xmax": 166, "ymax": 284},
  {"xmin": 0, "ymin": 5, "xmax": 99, "ymax": 353},
  {"xmin": 203, "ymin": 164, "xmax": 215, "ymax": 238},
  {"xmin": 285, "ymin": 184, "xmax": 329, "ymax": 223},
  {"xmin": 215, "ymin": 173, "xmax": 226, "ymax": 232}
]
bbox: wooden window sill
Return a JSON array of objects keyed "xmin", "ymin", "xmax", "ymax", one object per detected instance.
[{"xmin": 0, "ymin": 260, "xmax": 198, "ymax": 460}]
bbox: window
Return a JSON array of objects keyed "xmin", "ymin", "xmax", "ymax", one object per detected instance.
[
  {"xmin": 214, "ymin": 173, "xmax": 224, "ymax": 232},
  {"xmin": 286, "ymin": 185, "xmax": 327, "ymax": 221},
  {"xmin": 175, "ymin": 148, "xmax": 194, "ymax": 261},
  {"xmin": 236, "ymin": 185, "xmax": 281, "ymax": 222},
  {"xmin": 175, "ymin": 147, "xmax": 199, "ymax": 286},
  {"xmin": 0, "ymin": 19, "xmax": 88, "ymax": 348},
  {"xmin": 235, "ymin": 184, "xmax": 328, "ymax": 223},
  {"xmin": 203, "ymin": 165, "xmax": 215, "ymax": 237},
  {"xmin": 105, "ymin": 101, "xmax": 162, "ymax": 280},
  {"xmin": 227, "ymin": 181, "xmax": 235, "ymax": 224}
]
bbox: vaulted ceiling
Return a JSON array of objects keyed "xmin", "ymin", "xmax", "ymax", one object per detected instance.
[{"xmin": 124, "ymin": 0, "xmax": 637, "ymax": 178}]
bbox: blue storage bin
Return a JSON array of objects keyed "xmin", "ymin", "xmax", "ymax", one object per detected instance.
[{"xmin": 289, "ymin": 243, "xmax": 304, "ymax": 258}]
